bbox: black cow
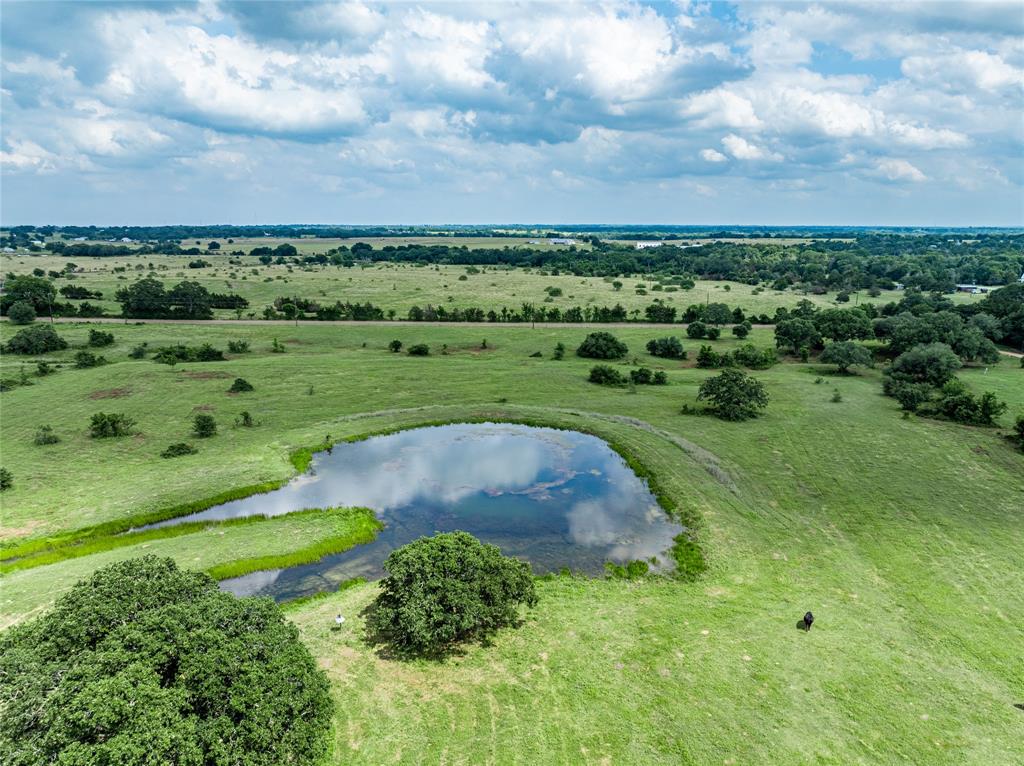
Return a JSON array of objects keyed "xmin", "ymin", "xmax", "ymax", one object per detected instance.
[{"xmin": 803, "ymin": 611, "xmax": 814, "ymax": 631}]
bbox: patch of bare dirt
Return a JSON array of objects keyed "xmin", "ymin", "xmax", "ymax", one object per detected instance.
[
  {"xmin": 88, "ymin": 387, "xmax": 131, "ymax": 399},
  {"xmin": 191, "ymin": 404, "xmax": 214, "ymax": 411},
  {"xmin": 0, "ymin": 520, "xmax": 46, "ymax": 541}
]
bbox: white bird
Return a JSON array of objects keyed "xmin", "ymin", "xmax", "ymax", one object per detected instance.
[{"xmin": 334, "ymin": 614, "xmax": 345, "ymax": 626}]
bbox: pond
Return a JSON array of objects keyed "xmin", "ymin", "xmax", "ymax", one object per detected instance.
[{"xmin": 158, "ymin": 423, "xmax": 683, "ymax": 602}]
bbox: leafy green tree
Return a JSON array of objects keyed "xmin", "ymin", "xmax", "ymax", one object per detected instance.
[
  {"xmin": 887, "ymin": 343, "xmax": 962, "ymax": 387},
  {"xmin": 588, "ymin": 364, "xmax": 626, "ymax": 385},
  {"xmin": 228, "ymin": 378, "xmax": 253, "ymax": 393},
  {"xmin": 731, "ymin": 323, "xmax": 749, "ymax": 339},
  {"xmin": 646, "ymin": 336, "xmax": 685, "ymax": 359},
  {"xmin": 366, "ymin": 532, "xmax": 537, "ymax": 656},
  {"xmin": 388, "ymin": 339, "xmax": 403, "ymax": 353},
  {"xmin": 704, "ymin": 303, "xmax": 732, "ymax": 325},
  {"xmin": 576, "ymin": 332, "xmax": 628, "ymax": 359},
  {"xmin": 168, "ymin": 281, "xmax": 213, "ymax": 319},
  {"xmin": 814, "ymin": 309, "xmax": 872, "ymax": 342},
  {"xmin": 33, "ymin": 425, "xmax": 60, "ymax": 445},
  {"xmin": 88, "ymin": 329, "xmax": 114, "ymax": 347},
  {"xmin": 193, "ymin": 413, "xmax": 217, "ymax": 438},
  {"xmin": 0, "ymin": 467, "xmax": 11, "ymax": 490},
  {"xmin": 1013, "ymin": 416, "xmax": 1024, "ymax": 452},
  {"xmin": 0, "ymin": 557, "xmax": 331, "ymax": 765},
  {"xmin": 115, "ymin": 277, "xmax": 170, "ymax": 318},
  {"xmin": 407, "ymin": 343, "xmax": 430, "ymax": 356},
  {"xmin": 820, "ymin": 341, "xmax": 873, "ymax": 373},
  {"xmin": 889, "ymin": 381, "xmax": 933, "ymax": 412},
  {"xmin": 161, "ymin": 442, "xmax": 198, "ymax": 458},
  {"xmin": 686, "ymin": 321, "xmax": 707, "ymax": 339},
  {"xmin": 706, "ymin": 326, "xmax": 721, "ymax": 340},
  {"xmin": 697, "ymin": 368, "xmax": 769, "ymax": 421},
  {"xmin": 7, "ymin": 301, "xmax": 36, "ymax": 325},
  {"xmin": 89, "ymin": 412, "xmax": 136, "ymax": 438},
  {"xmin": 74, "ymin": 350, "xmax": 106, "ymax": 368},
  {"xmin": 774, "ymin": 318, "xmax": 821, "ymax": 354},
  {"xmin": 0, "ymin": 275, "xmax": 55, "ymax": 315},
  {"xmin": 3, "ymin": 325, "xmax": 68, "ymax": 355},
  {"xmin": 552, "ymin": 342, "xmax": 566, "ymax": 360}
]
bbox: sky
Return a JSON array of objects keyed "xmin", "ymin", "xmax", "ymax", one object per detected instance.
[{"xmin": 1, "ymin": 0, "xmax": 1022, "ymax": 226}]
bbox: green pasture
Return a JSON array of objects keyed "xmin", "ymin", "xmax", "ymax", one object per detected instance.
[{"xmin": 0, "ymin": 320, "xmax": 1021, "ymax": 764}]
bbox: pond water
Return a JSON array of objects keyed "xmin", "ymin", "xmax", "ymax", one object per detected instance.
[{"xmin": 158, "ymin": 423, "xmax": 682, "ymax": 602}]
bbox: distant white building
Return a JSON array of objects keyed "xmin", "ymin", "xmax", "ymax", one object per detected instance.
[
  {"xmin": 30, "ymin": 239, "xmax": 44, "ymax": 246},
  {"xmin": 120, "ymin": 237, "xmax": 133, "ymax": 243},
  {"xmin": 635, "ymin": 241, "xmax": 663, "ymax": 250},
  {"xmin": 548, "ymin": 238, "xmax": 577, "ymax": 245}
]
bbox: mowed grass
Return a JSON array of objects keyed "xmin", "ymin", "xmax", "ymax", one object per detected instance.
[
  {"xmin": 1, "ymin": 254, "xmax": 985, "ymax": 320},
  {"xmin": 0, "ymin": 321, "xmax": 1022, "ymax": 764}
]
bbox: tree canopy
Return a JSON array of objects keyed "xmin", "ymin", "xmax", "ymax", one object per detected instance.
[
  {"xmin": 697, "ymin": 368, "xmax": 770, "ymax": 421},
  {"xmin": 576, "ymin": 331, "xmax": 628, "ymax": 359},
  {"xmin": 0, "ymin": 556, "xmax": 332, "ymax": 766}
]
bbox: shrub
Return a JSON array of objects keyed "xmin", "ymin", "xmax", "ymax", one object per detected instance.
[
  {"xmin": 33, "ymin": 425, "xmax": 60, "ymax": 445},
  {"xmin": 629, "ymin": 367, "xmax": 667, "ymax": 385},
  {"xmin": 0, "ymin": 557, "xmax": 332, "ymax": 765},
  {"xmin": 89, "ymin": 412, "xmax": 136, "ymax": 438},
  {"xmin": 731, "ymin": 343, "xmax": 777, "ymax": 370},
  {"xmin": 552, "ymin": 342, "xmax": 565, "ymax": 360},
  {"xmin": 731, "ymin": 323, "xmax": 749, "ymax": 339},
  {"xmin": 35, "ymin": 361, "xmax": 55, "ymax": 376},
  {"xmin": 696, "ymin": 345, "xmax": 725, "ymax": 368},
  {"xmin": 228, "ymin": 377, "xmax": 254, "ymax": 393},
  {"xmin": 227, "ymin": 339, "xmax": 250, "ymax": 353},
  {"xmin": 74, "ymin": 350, "xmax": 107, "ymax": 368},
  {"xmin": 831, "ymin": 389, "xmax": 843, "ymax": 403},
  {"xmin": 576, "ymin": 331, "xmax": 628, "ymax": 359},
  {"xmin": 931, "ymin": 381, "xmax": 1007, "ymax": 426},
  {"xmin": 589, "ymin": 364, "xmax": 626, "ymax": 385},
  {"xmin": 366, "ymin": 532, "xmax": 537, "ymax": 656},
  {"xmin": 152, "ymin": 344, "xmax": 225, "ymax": 364},
  {"xmin": 1013, "ymin": 416, "xmax": 1024, "ymax": 452},
  {"xmin": 820, "ymin": 341, "xmax": 873, "ymax": 373},
  {"xmin": 193, "ymin": 413, "xmax": 217, "ymax": 438},
  {"xmin": 0, "ymin": 467, "xmax": 11, "ymax": 490},
  {"xmin": 236, "ymin": 410, "xmax": 256, "ymax": 427},
  {"xmin": 195, "ymin": 343, "xmax": 225, "ymax": 361},
  {"xmin": 271, "ymin": 338, "xmax": 286, "ymax": 353},
  {"xmin": 887, "ymin": 381, "xmax": 934, "ymax": 412},
  {"xmin": 646, "ymin": 336, "xmax": 685, "ymax": 359},
  {"xmin": 686, "ymin": 321, "xmax": 707, "ymax": 339},
  {"xmin": 407, "ymin": 343, "xmax": 430, "ymax": 356},
  {"xmin": 87, "ymin": 329, "xmax": 115, "ymax": 347},
  {"xmin": 697, "ymin": 368, "xmax": 770, "ymax": 421},
  {"xmin": 388, "ymin": 339, "xmax": 403, "ymax": 353},
  {"xmin": 706, "ymin": 326, "xmax": 721, "ymax": 340},
  {"xmin": 7, "ymin": 301, "xmax": 36, "ymax": 325},
  {"xmin": 161, "ymin": 442, "xmax": 198, "ymax": 458},
  {"xmin": 128, "ymin": 342, "xmax": 148, "ymax": 359},
  {"xmin": 3, "ymin": 325, "xmax": 68, "ymax": 355},
  {"xmin": 887, "ymin": 343, "xmax": 961, "ymax": 388}
]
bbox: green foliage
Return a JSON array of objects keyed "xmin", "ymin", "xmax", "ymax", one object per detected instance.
[
  {"xmin": 89, "ymin": 412, "xmax": 136, "ymax": 438},
  {"xmin": 774, "ymin": 318, "xmax": 821, "ymax": 354},
  {"xmin": 731, "ymin": 323, "xmax": 749, "ymax": 339},
  {"xmin": 1013, "ymin": 416, "xmax": 1024, "ymax": 452},
  {"xmin": 73, "ymin": 350, "xmax": 106, "ymax": 368},
  {"xmin": 407, "ymin": 343, "xmax": 430, "ymax": 356},
  {"xmin": 388, "ymin": 339, "xmax": 403, "ymax": 352},
  {"xmin": 0, "ymin": 557, "xmax": 332, "ymax": 765},
  {"xmin": 576, "ymin": 331, "xmax": 628, "ymax": 359},
  {"xmin": 35, "ymin": 361, "xmax": 55, "ymax": 377},
  {"xmin": 153, "ymin": 344, "xmax": 225, "ymax": 364},
  {"xmin": 366, "ymin": 531, "xmax": 537, "ymax": 656},
  {"xmin": 552, "ymin": 342, "xmax": 566, "ymax": 360},
  {"xmin": 0, "ymin": 467, "xmax": 11, "ymax": 491},
  {"xmin": 87, "ymin": 328, "xmax": 115, "ymax": 347},
  {"xmin": 888, "ymin": 381, "xmax": 934, "ymax": 412},
  {"xmin": 3, "ymin": 325, "xmax": 68, "ymax": 355},
  {"xmin": 161, "ymin": 442, "xmax": 198, "ymax": 458},
  {"xmin": 228, "ymin": 377, "xmax": 254, "ymax": 393},
  {"xmin": 227, "ymin": 339, "xmax": 250, "ymax": 353},
  {"xmin": 820, "ymin": 341, "xmax": 873, "ymax": 373},
  {"xmin": 886, "ymin": 343, "xmax": 962, "ymax": 387},
  {"xmin": 589, "ymin": 364, "xmax": 626, "ymax": 385},
  {"xmin": 814, "ymin": 309, "xmax": 872, "ymax": 342},
  {"xmin": 670, "ymin": 534, "xmax": 709, "ymax": 580},
  {"xmin": 705, "ymin": 326, "xmax": 721, "ymax": 340},
  {"xmin": 697, "ymin": 368, "xmax": 770, "ymax": 421},
  {"xmin": 931, "ymin": 381, "xmax": 1007, "ymax": 426},
  {"xmin": 0, "ymin": 275, "xmax": 56, "ymax": 315},
  {"xmin": 605, "ymin": 559, "xmax": 650, "ymax": 579},
  {"xmin": 33, "ymin": 425, "xmax": 59, "ymax": 445},
  {"xmin": 7, "ymin": 301, "xmax": 36, "ymax": 325},
  {"xmin": 629, "ymin": 367, "xmax": 667, "ymax": 385},
  {"xmin": 831, "ymin": 389, "xmax": 843, "ymax": 403},
  {"xmin": 192, "ymin": 413, "xmax": 217, "ymax": 438},
  {"xmin": 236, "ymin": 410, "xmax": 255, "ymax": 428},
  {"xmin": 686, "ymin": 321, "xmax": 707, "ymax": 339},
  {"xmin": 128, "ymin": 342, "xmax": 148, "ymax": 359},
  {"xmin": 270, "ymin": 338, "xmax": 286, "ymax": 353},
  {"xmin": 646, "ymin": 336, "xmax": 685, "ymax": 359}
]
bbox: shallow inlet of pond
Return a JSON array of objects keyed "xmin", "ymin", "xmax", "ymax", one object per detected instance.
[{"xmin": 150, "ymin": 423, "xmax": 683, "ymax": 602}]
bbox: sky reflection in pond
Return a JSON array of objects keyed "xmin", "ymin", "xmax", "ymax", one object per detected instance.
[{"xmin": 185, "ymin": 423, "xmax": 682, "ymax": 602}]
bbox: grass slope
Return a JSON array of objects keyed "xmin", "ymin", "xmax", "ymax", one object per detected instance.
[{"xmin": 1, "ymin": 321, "xmax": 1022, "ymax": 764}]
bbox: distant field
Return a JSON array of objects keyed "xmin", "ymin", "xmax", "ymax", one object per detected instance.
[
  {"xmin": 0, "ymin": 320, "xmax": 1021, "ymax": 763},
  {"xmin": 0, "ymin": 254, "xmax": 986, "ymax": 319}
]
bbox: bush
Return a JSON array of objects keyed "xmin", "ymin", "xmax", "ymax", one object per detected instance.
[
  {"xmin": 646, "ymin": 336, "xmax": 685, "ymax": 359},
  {"xmin": 820, "ymin": 341, "xmax": 873, "ymax": 373},
  {"xmin": 931, "ymin": 381, "xmax": 1007, "ymax": 426},
  {"xmin": 887, "ymin": 380, "xmax": 934, "ymax": 412},
  {"xmin": 227, "ymin": 339, "xmax": 250, "ymax": 353},
  {"xmin": 153, "ymin": 344, "xmax": 225, "ymax": 364},
  {"xmin": 1013, "ymin": 416, "xmax": 1024, "ymax": 452},
  {"xmin": 33, "ymin": 425, "xmax": 60, "ymax": 445},
  {"xmin": 161, "ymin": 442, "xmax": 198, "ymax": 458},
  {"xmin": 0, "ymin": 467, "xmax": 11, "ymax": 490},
  {"xmin": 697, "ymin": 368, "xmax": 770, "ymax": 421},
  {"xmin": 0, "ymin": 557, "xmax": 331, "ymax": 765},
  {"xmin": 686, "ymin": 321, "xmax": 707, "ymax": 339},
  {"xmin": 228, "ymin": 377, "xmax": 254, "ymax": 393},
  {"xmin": 588, "ymin": 364, "xmax": 626, "ymax": 385},
  {"xmin": 388, "ymin": 339, "xmax": 403, "ymax": 353},
  {"xmin": 88, "ymin": 329, "xmax": 115, "ymax": 347},
  {"xmin": 128, "ymin": 342, "xmax": 148, "ymax": 359},
  {"xmin": 74, "ymin": 350, "xmax": 107, "ymax": 368},
  {"xmin": 731, "ymin": 324, "xmax": 749, "ymax": 339},
  {"xmin": 89, "ymin": 412, "xmax": 136, "ymax": 438},
  {"xmin": 696, "ymin": 345, "xmax": 725, "ymax": 369},
  {"xmin": 3, "ymin": 325, "xmax": 68, "ymax": 355},
  {"xmin": 7, "ymin": 301, "xmax": 36, "ymax": 325},
  {"xmin": 236, "ymin": 410, "xmax": 255, "ymax": 427},
  {"xmin": 731, "ymin": 343, "xmax": 777, "ymax": 370},
  {"xmin": 366, "ymin": 532, "xmax": 537, "ymax": 656},
  {"xmin": 706, "ymin": 326, "xmax": 721, "ymax": 340},
  {"xmin": 887, "ymin": 343, "xmax": 962, "ymax": 387},
  {"xmin": 552, "ymin": 342, "xmax": 565, "ymax": 360},
  {"xmin": 35, "ymin": 361, "xmax": 55, "ymax": 376},
  {"xmin": 629, "ymin": 367, "xmax": 667, "ymax": 385},
  {"xmin": 576, "ymin": 331, "xmax": 628, "ymax": 359},
  {"xmin": 193, "ymin": 413, "xmax": 217, "ymax": 438},
  {"xmin": 407, "ymin": 343, "xmax": 430, "ymax": 356}
]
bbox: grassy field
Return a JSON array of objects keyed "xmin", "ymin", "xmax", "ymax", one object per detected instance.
[
  {"xmin": 1, "ymin": 254, "xmax": 986, "ymax": 320},
  {"xmin": 1, "ymin": 320, "xmax": 1022, "ymax": 764}
]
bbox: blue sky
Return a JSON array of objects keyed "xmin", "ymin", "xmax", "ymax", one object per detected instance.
[{"xmin": 1, "ymin": 1, "xmax": 1022, "ymax": 225}]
